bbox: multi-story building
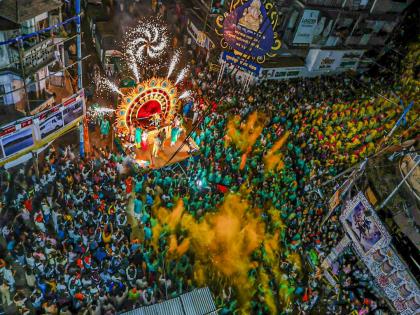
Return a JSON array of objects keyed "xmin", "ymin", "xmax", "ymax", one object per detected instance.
[
  {"xmin": 271, "ymin": 0, "xmax": 414, "ymax": 78},
  {"xmin": 194, "ymin": 0, "xmax": 414, "ymax": 80},
  {"xmin": 0, "ymin": 0, "xmax": 69, "ymax": 123}
]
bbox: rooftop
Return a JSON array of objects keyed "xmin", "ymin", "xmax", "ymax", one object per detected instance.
[
  {"xmin": 0, "ymin": 0, "xmax": 61, "ymax": 24},
  {"xmin": 0, "ymin": 15, "xmax": 19, "ymax": 30}
]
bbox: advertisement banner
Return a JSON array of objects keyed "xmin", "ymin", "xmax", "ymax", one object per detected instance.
[
  {"xmin": 63, "ymin": 97, "xmax": 84, "ymax": 126},
  {"xmin": 293, "ymin": 10, "xmax": 320, "ymax": 44},
  {"xmin": 1, "ymin": 124, "xmax": 35, "ymax": 157},
  {"xmin": 306, "ymin": 49, "xmax": 364, "ymax": 72},
  {"xmin": 259, "ymin": 66, "xmax": 305, "ymax": 80},
  {"xmin": 340, "ymin": 193, "xmax": 420, "ymax": 315},
  {"xmin": 0, "ymin": 90, "xmax": 85, "ymax": 165},
  {"xmin": 221, "ymin": 50, "xmax": 261, "ymax": 75},
  {"xmin": 340, "ymin": 192, "xmax": 390, "ymax": 256},
  {"xmin": 223, "ymin": 0, "xmax": 274, "ymax": 57},
  {"xmin": 37, "ymin": 106, "xmax": 64, "ymax": 139}
]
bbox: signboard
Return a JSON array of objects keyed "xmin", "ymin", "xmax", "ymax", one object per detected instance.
[
  {"xmin": 340, "ymin": 193, "xmax": 420, "ymax": 315},
  {"xmin": 306, "ymin": 49, "xmax": 364, "ymax": 72},
  {"xmin": 1, "ymin": 126, "xmax": 34, "ymax": 157},
  {"xmin": 293, "ymin": 10, "xmax": 320, "ymax": 44},
  {"xmin": 341, "ymin": 193, "xmax": 390, "ymax": 255},
  {"xmin": 259, "ymin": 66, "xmax": 305, "ymax": 80},
  {"xmin": 221, "ymin": 0, "xmax": 276, "ymax": 57},
  {"xmin": 221, "ymin": 51, "xmax": 261, "ymax": 75},
  {"xmin": 0, "ymin": 90, "xmax": 86, "ymax": 165},
  {"xmin": 63, "ymin": 98, "xmax": 84, "ymax": 126},
  {"xmin": 38, "ymin": 106, "xmax": 64, "ymax": 139}
]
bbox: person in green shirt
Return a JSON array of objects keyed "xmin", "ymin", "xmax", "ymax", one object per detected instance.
[
  {"xmin": 135, "ymin": 126, "xmax": 142, "ymax": 149},
  {"xmin": 100, "ymin": 118, "xmax": 110, "ymax": 139}
]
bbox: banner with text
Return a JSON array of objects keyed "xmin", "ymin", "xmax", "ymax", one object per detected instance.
[{"xmin": 221, "ymin": 51, "xmax": 261, "ymax": 75}]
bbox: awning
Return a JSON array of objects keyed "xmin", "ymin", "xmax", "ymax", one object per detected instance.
[{"xmin": 119, "ymin": 287, "xmax": 217, "ymax": 315}]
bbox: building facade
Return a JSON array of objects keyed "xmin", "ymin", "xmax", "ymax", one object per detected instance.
[
  {"xmin": 0, "ymin": 0, "xmax": 67, "ymax": 123},
  {"xmin": 203, "ymin": 0, "xmax": 414, "ymax": 80}
]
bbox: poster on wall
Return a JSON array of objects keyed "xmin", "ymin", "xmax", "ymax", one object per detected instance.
[
  {"xmin": 38, "ymin": 106, "xmax": 64, "ymax": 139},
  {"xmin": 1, "ymin": 127, "xmax": 35, "ymax": 157},
  {"xmin": 293, "ymin": 10, "xmax": 320, "ymax": 44}
]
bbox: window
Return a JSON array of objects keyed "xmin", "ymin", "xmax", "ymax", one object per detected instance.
[{"xmin": 0, "ymin": 85, "xmax": 5, "ymax": 105}]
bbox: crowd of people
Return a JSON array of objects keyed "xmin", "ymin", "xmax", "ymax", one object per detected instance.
[
  {"xmin": 0, "ymin": 58, "xmax": 416, "ymax": 314},
  {"xmin": 0, "ymin": 1, "xmax": 418, "ymax": 315}
]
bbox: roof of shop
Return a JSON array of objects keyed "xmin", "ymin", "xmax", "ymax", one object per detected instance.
[
  {"xmin": 120, "ymin": 287, "xmax": 217, "ymax": 315},
  {"xmin": 0, "ymin": 0, "xmax": 61, "ymax": 24}
]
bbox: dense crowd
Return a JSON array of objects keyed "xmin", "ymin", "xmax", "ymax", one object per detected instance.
[
  {"xmin": 0, "ymin": 61, "xmax": 416, "ymax": 314},
  {"xmin": 0, "ymin": 2, "xmax": 418, "ymax": 315}
]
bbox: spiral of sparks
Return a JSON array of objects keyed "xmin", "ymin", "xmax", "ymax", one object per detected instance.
[{"xmin": 126, "ymin": 21, "xmax": 168, "ymax": 66}]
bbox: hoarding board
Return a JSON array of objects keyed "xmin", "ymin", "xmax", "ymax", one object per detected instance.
[
  {"xmin": 63, "ymin": 98, "xmax": 84, "ymax": 125},
  {"xmin": 38, "ymin": 106, "xmax": 64, "ymax": 139},
  {"xmin": 222, "ymin": 0, "xmax": 274, "ymax": 57},
  {"xmin": 293, "ymin": 10, "xmax": 320, "ymax": 44},
  {"xmin": 340, "ymin": 192, "xmax": 390, "ymax": 256},
  {"xmin": 0, "ymin": 90, "xmax": 86, "ymax": 165},
  {"xmin": 1, "ymin": 126, "xmax": 34, "ymax": 157},
  {"xmin": 306, "ymin": 49, "xmax": 364, "ymax": 72},
  {"xmin": 340, "ymin": 193, "xmax": 420, "ymax": 315}
]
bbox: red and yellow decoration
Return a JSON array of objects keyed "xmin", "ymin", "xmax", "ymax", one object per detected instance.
[{"xmin": 116, "ymin": 77, "xmax": 179, "ymax": 134}]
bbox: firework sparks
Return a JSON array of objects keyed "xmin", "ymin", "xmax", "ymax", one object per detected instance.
[
  {"xmin": 94, "ymin": 107, "xmax": 115, "ymax": 114},
  {"xmin": 175, "ymin": 66, "xmax": 189, "ymax": 85},
  {"xmin": 178, "ymin": 90, "xmax": 192, "ymax": 101},
  {"xmin": 98, "ymin": 76, "xmax": 124, "ymax": 96},
  {"xmin": 88, "ymin": 106, "xmax": 115, "ymax": 118},
  {"xmin": 126, "ymin": 20, "xmax": 168, "ymax": 66},
  {"xmin": 167, "ymin": 50, "xmax": 180, "ymax": 79},
  {"xmin": 128, "ymin": 51, "xmax": 140, "ymax": 82}
]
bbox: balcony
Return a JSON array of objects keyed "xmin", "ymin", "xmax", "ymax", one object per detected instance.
[
  {"xmin": 6, "ymin": 37, "xmax": 57, "ymax": 77},
  {"xmin": 298, "ymin": 0, "xmax": 373, "ymax": 10}
]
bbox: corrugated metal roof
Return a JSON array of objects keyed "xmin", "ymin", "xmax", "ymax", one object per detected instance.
[
  {"xmin": 120, "ymin": 288, "xmax": 216, "ymax": 315},
  {"xmin": 0, "ymin": 0, "xmax": 62, "ymax": 24}
]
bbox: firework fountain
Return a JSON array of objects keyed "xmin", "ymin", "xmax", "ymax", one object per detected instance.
[{"xmin": 91, "ymin": 18, "xmax": 198, "ymax": 168}]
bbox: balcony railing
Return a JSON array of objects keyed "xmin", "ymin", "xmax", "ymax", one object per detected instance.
[
  {"xmin": 4, "ymin": 37, "xmax": 57, "ymax": 77},
  {"xmin": 299, "ymin": 0, "xmax": 373, "ymax": 10}
]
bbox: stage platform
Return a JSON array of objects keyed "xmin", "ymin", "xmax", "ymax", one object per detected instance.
[
  {"xmin": 87, "ymin": 125, "xmax": 198, "ymax": 170},
  {"xmin": 133, "ymin": 132, "xmax": 198, "ymax": 169}
]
